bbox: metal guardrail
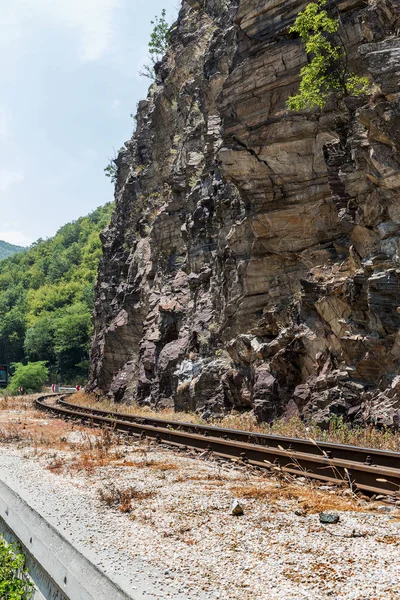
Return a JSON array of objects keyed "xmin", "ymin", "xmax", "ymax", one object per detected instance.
[{"xmin": 0, "ymin": 480, "xmax": 133, "ymax": 600}]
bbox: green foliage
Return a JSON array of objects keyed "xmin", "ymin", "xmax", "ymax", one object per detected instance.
[
  {"xmin": 104, "ymin": 161, "xmax": 117, "ymax": 183},
  {"xmin": 104, "ymin": 147, "xmax": 125, "ymax": 184},
  {"xmin": 0, "ymin": 537, "xmax": 33, "ymax": 599},
  {"xmin": 287, "ymin": 0, "xmax": 369, "ymax": 110},
  {"xmin": 53, "ymin": 303, "xmax": 92, "ymax": 380},
  {"xmin": 0, "ymin": 203, "xmax": 113, "ymax": 382},
  {"xmin": 9, "ymin": 361, "xmax": 49, "ymax": 393},
  {"xmin": 0, "ymin": 241, "xmax": 25, "ymax": 261},
  {"xmin": 24, "ymin": 316, "xmax": 55, "ymax": 363},
  {"xmin": 140, "ymin": 9, "xmax": 170, "ymax": 80}
]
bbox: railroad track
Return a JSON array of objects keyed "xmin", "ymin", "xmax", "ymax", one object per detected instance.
[{"xmin": 35, "ymin": 394, "xmax": 400, "ymax": 498}]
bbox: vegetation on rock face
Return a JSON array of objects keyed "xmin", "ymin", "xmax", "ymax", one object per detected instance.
[
  {"xmin": 0, "ymin": 536, "xmax": 33, "ymax": 600},
  {"xmin": 104, "ymin": 147, "xmax": 125, "ymax": 184},
  {"xmin": 0, "ymin": 241, "xmax": 25, "ymax": 261},
  {"xmin": 104, "ymin": 161, "xmax": 118, "ymax": 183},
  {"xmin": 287, "ymin": 0, "xmax": 369, "ymax": 110},
  {"xmin": 0, "ymin": 203, "xmax": 113, "ymax": 383},
  {"xmin": 140, "ymin": 9, "xmax": 170, "ymax": 80}
]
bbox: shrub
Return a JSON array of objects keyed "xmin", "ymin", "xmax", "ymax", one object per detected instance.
[
  {"xmin": 104, "ymin": 147, "xmax": 125, "ymax": 184},
  {"xmin": 9, "ymin": 361, "xmax": 49, "ymax": 394},
  {"xmin": 0, "ymin": 536, "xmax": 33, "ymax": 599},
  {"xmin": 287, "ymin": 0, "xmax": 369, "ymax": 110},
  {"xmin": 140, "ymin": 9, "xmax": 170, "ymax": 80},
  {"xmin": 103, "ymin": 161, "xmax": 117, "ymax": 183}
]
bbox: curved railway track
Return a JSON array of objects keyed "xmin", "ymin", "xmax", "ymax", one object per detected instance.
[{"xmin": 36, "ymin": 394, "xmax": 400, "ymax": 498}]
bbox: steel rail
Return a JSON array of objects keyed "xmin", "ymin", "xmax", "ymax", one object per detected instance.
[
  {"xmin": 58, "ymin": 398, "xmax": 400, "ymax": 470},
  {"xmin": 35, "ymin": 395, "xmax": 400, "ymax": 497}
]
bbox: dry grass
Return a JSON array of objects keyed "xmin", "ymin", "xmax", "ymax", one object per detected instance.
[
  {"xmin": 147, "ymin": 460, "xmax": 179, "ymax": 471},
  {"xmin": 98, "ymin": 483, "xmax": 154, "ymax": 513},
  {"xmin": 70, "ymin": 392, "xmax": 400, "ymax": 452},
  {"xmin": 113, "ymin": 458, "xmax": 179, "ymax": 471},
  {"xmin": 376, "ymin": 535, "xmax": 400, "ymax": 545},
  {"xmin": 229, "ymin": 482, "xmax": 362, "ymax": 514},
  {"xmin": 176, "ymin": 472, "xmax": 231, "ymax": 483},
  {"xmin": 0, "ymin": 421, "xmax": 25, "ymax": 443},
  {"xmin": 0, "ymin": 394, "xmax": 41, "ymax": 412},
  {"xmin": 46, "ymin": 455, "xmax": 65, "ymax": 474},
  {"xmin": 43, "ymin": 426, "xmax": 130, "ymax": 475},
  {"xmin": 0, "ymin": 396, "xmax": 182, "ymax": 478}
]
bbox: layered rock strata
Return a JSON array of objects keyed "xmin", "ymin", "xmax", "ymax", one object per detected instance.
[{"xmin": 88, "ymin": 0, "xmax": 400, "ymax": 428}]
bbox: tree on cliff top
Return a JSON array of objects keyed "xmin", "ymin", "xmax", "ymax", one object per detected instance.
[
  {"xmin": 287, "ymin": 0, "xmax": 369, "ymax": 110},
  {"xmin": 140, "ymin": 9, "xmax": 170, "ymax": 80}
]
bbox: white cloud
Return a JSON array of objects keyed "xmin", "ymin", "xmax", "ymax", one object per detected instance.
[
  {"xmin": 0, "ymin": 231, "xmax": 33, "ymax": 246},
  {"xmin": 0, "ymin": 170, "xmax": 24, "ymax": 193}
]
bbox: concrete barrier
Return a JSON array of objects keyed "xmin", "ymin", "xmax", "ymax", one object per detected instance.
[{"xmin": 0, "ymin": 480, "xmax": 133, "ymax": 600}]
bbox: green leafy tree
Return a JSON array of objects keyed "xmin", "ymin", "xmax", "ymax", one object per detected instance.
[
  {"xmin": 0, "ymin": 537, "xmax": 33, "ymax": 600},
  {"xmin": 9, "ymin": 361, "xmax": 49, "ymax": 393},
  {"xmin": 0, "ymin": 307, "xmax": 26, "ymax": 365},
  {"xmin": 140, "ymin": 9, "xmax": 170, "ymax": 80},
  {"xmin": 53, "ymin": 302, "xmax": 92, "ymax": 381},
  {"xmin": 287, "ymin": 0, "xmax": 369, "ymax": 110},
  {"xmin": 24, "ymin": 317, "xmax": 55, "ymax": 363}
]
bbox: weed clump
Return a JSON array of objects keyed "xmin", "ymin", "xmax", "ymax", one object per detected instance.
[{"xmin": 98, "ymin": 483, "xmax": 154, "ymax": 513}]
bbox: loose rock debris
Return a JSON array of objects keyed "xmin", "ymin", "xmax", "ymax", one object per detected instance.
[
  {"xmin": 319, "ymin": 513, "xmax": 340, "ymax": 525},
  {"xmin": 230, "ymin": 499, "xmax": 244, "ymax": 516}
]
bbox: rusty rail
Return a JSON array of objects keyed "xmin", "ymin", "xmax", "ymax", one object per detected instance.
[{"xmin": 35, "ymin": 394, "xmax": 400, "ymax": 497}]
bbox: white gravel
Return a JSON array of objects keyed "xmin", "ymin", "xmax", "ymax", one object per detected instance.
[
  {"xmin": 0, "ymin": 448, "xmax": 212, "ymax": 599},
  {"xmin": 1, "ymin": 424, "xmax": 400, "ymax": 599}
]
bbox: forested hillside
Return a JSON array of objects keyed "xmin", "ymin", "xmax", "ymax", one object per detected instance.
[
  {"xmin": 0, "ymin": 203, "xmax": 113, "ymax": 383},
  {"xmin": 0, "ymin": 240, "xmax": 24, "ymax": 260}
]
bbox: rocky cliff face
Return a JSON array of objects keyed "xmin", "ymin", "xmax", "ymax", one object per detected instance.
[{"xmin": 88, "ymin": 0, "xmax": 400, "ymax": 428}]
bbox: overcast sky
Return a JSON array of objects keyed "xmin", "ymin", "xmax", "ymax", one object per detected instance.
[{"xmin": 0, "ymin": 0, "xmax": 178, "ymax": 246}]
